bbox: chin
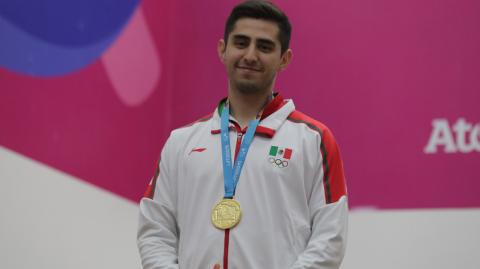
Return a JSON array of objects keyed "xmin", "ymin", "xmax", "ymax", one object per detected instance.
[
  {"xmin": 235, "ymin": 81, "xmax": 263, "ymax": 95},
  {"xmin": 235, "ymin": 81, "xmax": 274, "ymax": 96}
]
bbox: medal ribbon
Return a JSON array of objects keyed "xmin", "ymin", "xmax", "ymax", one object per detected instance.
[{"xmin": 220, "ymin": 105, "xmax": 259, "ymax": 198}]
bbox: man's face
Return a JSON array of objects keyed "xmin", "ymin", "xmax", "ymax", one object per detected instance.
[{"xmin": 218, "ymin": 18, "xmax": 292, "ymax": 95}]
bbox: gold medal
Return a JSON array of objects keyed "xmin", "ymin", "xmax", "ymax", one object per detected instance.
[{"xmin": 211, "ymin": 198, "xmax": 242, "ymax": 229}]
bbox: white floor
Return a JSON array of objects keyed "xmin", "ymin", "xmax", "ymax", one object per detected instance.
[{"xmin": 1, "ymin": 146, "xmax": 479, "ymax": 269}]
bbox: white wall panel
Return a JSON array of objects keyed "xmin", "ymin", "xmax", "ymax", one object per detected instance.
[
  {"xmin": 0, "ymin": 146, "xmax": 142, "ymax": 269},
  {"xmin": 342, "ymin": 208, "xmax": 480, "ymax": 269}
]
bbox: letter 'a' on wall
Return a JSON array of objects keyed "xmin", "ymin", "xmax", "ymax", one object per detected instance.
[{"xmin": 424, "ymin": 119, "xmax": 457, "ymax": 153}]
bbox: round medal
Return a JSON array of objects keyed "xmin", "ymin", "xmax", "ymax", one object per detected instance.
[{"xmin": 211, "ymin": 198, "xmax": 242, "ymax": 229}]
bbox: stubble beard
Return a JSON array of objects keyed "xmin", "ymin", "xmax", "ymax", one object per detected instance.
[{"xmin": 232, "ymin": 73, "xmax": 275, "ymax": 96}]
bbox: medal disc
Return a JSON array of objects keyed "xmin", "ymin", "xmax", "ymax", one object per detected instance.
[{"xmin": 211, "ymin": 198, "xmax": 242, "ymax": 229}]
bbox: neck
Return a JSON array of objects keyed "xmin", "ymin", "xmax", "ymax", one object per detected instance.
[{"xmin": 228, "ymin": 89, "xmax": 272, "ymax": 129}]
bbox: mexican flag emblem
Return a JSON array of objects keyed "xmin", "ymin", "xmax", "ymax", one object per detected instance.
[{"xmin": 269, "ymin": 146, "xmax": 293, "ymax": 160}]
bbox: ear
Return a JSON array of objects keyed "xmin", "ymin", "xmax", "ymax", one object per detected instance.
[
  {"xmin": 217, "ymin": 39, "xmax": 226, "ymax": 63},
  {"xmin": 279, "ymin": 49, "xmax": 293, "ymax": 71}
]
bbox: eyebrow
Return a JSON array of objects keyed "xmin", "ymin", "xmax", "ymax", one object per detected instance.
[
  {"xmin": 232, "ymin": 34, "xmax": 276, "ymax": 47},
  {"xmin": 256, "ymin": 39, "xmax": 276, "ymax": 48},
  {"xmin": 232, "ymin": 34, "xmax": 250, "ymax": 41}
]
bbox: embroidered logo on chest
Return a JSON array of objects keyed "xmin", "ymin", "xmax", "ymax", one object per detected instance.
[{"xmin": 268, "ymin": 146, "xmax": 292, "ymax": 168}]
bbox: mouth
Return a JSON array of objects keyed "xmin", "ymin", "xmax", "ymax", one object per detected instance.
[{"xmin": 236, "ymin": 65, "xmax": 262, "ymax": 72}]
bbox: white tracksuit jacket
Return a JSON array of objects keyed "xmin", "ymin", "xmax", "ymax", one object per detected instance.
[{"xmin": 138, "ymin": 95, "xmax": 348, "ymax": 269}]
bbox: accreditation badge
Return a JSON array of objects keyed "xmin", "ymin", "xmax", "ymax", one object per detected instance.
[{"xmin": 211, "ymin": 198, "xmax": 242, "ymax": 229}]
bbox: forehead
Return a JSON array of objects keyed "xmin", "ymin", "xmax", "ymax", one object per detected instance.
[{"xmin": 229, "ymin": 18, "xmax": 280, "ymax": 43}]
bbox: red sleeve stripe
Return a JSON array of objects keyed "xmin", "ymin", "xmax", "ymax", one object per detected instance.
[
  {"xmin": 143, "ymin": 160, "xmax": 160, "ymax": 199},
  {"xmin": 320, "ymin": 128, "xmax": 347, "ymax": 203},
  {"xmin": 287, "ymin": 111, "xmax": 347, "ymax": 204},
  {"xmin": 319, "ymin": 143, "xmax": 332, "ymax": 203}
]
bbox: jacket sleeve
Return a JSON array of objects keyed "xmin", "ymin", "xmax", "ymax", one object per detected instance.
[
  {"xmin": 290, "ymin": 128, "xmax": 348, "ymax": 269},
  {"xmin": 137, "ymin": 136, "xmax": 180, "ymax": 269}
]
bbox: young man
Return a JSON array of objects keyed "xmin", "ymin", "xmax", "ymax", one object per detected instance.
[{"xmin": 137, "ymin": 1, "xmax": 348, "ymax": 269}]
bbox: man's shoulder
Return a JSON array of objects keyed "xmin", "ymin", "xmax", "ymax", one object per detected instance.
[
  {"xmin": 286, "ymin": 110, "xmax": 332, "ymax": 137},
  {"xmin": 178, "ymin": 113, "xmax": 214, "ymax": 130},
  {"xmin": 169, "ymin": 112, "xmax": 214, "ymax": 138}
]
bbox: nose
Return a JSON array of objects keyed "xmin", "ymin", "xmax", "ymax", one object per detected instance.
[{"xmin": 243, "ymin": 44, "xmax": 258, "ymax": 64}]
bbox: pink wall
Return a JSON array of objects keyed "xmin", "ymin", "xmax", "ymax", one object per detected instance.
[{"xmin": 1, "ymin": 0, "xmax": 479, "ymax": 209}]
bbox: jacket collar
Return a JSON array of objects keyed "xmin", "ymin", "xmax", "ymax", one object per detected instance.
[{"xmin": 210, "ymin": 93, "xmax": 295, "ymax": 138}]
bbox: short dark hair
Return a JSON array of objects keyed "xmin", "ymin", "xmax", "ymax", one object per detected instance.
[{"xmin": 224, "ymin": 0, "xmax": 292, "ymax": 55}]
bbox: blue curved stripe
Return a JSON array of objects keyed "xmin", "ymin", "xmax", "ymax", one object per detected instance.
[{"xmin": 0, "ymin": 0, "xmax": 140, "ymax": 77}]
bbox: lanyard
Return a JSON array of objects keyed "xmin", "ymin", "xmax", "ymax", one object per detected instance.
[{"xmin": 220, "ymin": 105, "xmax": 259, "ymax": 198}]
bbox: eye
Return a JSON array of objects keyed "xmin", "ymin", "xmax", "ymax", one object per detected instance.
[
  {"xmin": 234, "ymin": 39, "xmax": 248, "ymax": 48},
  {"xmin": 258, "ymin": 44, "xmax": 273, "ymax": 52}
]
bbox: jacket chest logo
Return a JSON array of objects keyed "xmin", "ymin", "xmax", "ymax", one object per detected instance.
[
  {"xmin": 189, "ymin": 147, "xmax": 207, "ymax": 155},
  {"xmin": 268, "ymin": 146, "xmax": 292, "ymax": 168}
]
